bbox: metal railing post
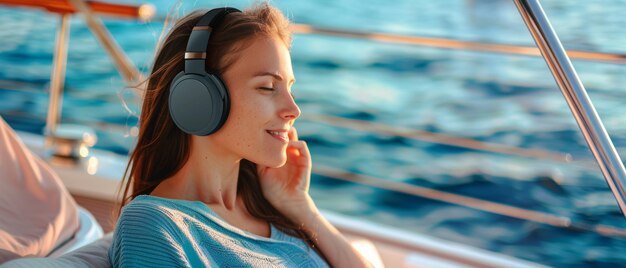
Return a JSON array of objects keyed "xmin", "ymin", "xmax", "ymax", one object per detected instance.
[
  {"xmin": 513, "ymin": 0, "xmax": 626, "ymax": 218},
  {"xmin": 67, "ymin": 0, "xmax": 143, "ymax": 85},
  {"xmin": 45, "ymin": 13, "xmax": 70, "ymax": 147}
]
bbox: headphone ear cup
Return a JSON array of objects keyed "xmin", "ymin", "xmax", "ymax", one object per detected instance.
[
  {"xmin": 168, "ymin": 72, "xmax": 230, "ymax": 136},
  {"xmin": 207, "ymin": 73, "xmax": 230, "ymax": 130}
]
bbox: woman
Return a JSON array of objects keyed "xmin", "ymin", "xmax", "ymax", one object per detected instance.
[{"xmin": 108, "ymin": 3, "xmax": 371, "ymax": 267}]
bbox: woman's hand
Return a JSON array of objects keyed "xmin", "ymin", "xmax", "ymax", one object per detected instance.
[
  {"xmin": 258, "ymin": 129, "xmax": 373, "ymax": 267},
  {"xmin": 257, "ymin": 127, "xmax": 316, "ymax": 221}
]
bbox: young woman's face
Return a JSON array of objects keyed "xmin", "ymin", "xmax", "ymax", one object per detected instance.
[{"xmin": 213, "ymin": 36, "xmax": 299, "ymax": 167}]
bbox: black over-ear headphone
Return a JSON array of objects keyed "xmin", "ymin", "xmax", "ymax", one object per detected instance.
[{"xmin": 169, "ymin": 7, "xmax": 242, "ymax": 136}]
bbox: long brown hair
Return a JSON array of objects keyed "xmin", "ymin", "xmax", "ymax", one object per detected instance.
[{"xmin": 117, "ymin": 3, "xmax": 322, "ymax": 255}]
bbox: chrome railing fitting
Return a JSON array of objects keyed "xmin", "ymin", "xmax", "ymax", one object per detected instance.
[{"xmin": 513, "ymin": 0, "xmax": 626, "ymax": 218}]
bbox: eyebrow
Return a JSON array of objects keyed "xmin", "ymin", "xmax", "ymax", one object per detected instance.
[{"xmin": 253, "ymin": 71, "xmax": 296, "ymax": 84}]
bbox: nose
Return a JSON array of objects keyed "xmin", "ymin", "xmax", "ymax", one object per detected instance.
[{"xmin": 279, "ymin": 93, "xmax": 300, "ymax": 120}]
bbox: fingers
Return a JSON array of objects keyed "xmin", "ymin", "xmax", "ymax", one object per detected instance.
[
  {"xmin": 287, "ymin": 127, "xmax": 310, "ymax": 166},
  {"xmin": 287, "ymin": 140, "xmax": 311, "ymax": 166},
  {"xmin": 287, "ymin": 127, "xmax": 300, "ymax": 157},
  {"xmin": 288, "ymin": 127, "xmax": 299, "ymax": 141}
]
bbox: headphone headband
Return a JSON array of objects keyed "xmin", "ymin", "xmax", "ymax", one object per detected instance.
[
  {"xmin": 169, "ymin": 7, "xmax": 240, "ymax": 136},
  {"xmin": 185, "ymin": 7, "xmax": 241, "ymax": 74}
]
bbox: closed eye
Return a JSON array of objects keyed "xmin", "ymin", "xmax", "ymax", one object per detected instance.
[{"xmin": 258, "ymin": 87, "xmax": 295, "ymax": 100}]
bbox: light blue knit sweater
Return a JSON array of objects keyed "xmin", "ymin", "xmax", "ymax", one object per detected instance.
[{"xmin": 108, "ymin": 195, "xmax": 329, "ymax": 267}]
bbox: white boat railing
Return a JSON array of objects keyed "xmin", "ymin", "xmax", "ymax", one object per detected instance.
[
  {"xmin": 289, "ymin": 24, "xmax": 626, "ymax": 65},
  {"xmin": 314, "ymin": 164, "xmax": 626, "ymax": 237},
  {"xmin": 304, "ymin": 114, "xmax": 576, "ymax": 164},
  {"xmin": 513, "ymin": 0, "xmax": 626, "ymax": 218}
]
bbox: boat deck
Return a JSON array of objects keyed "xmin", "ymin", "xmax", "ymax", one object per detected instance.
[{"xmin": 72, "ymin": 194, "xmax": 116, "ymax": 233}]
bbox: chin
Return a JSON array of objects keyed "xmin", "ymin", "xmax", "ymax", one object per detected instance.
[{"xmin": 263, "ymin": 152, "xmax": 288, "ymax": 168}]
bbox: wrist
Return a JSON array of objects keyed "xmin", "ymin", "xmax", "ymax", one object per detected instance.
[
  {"xmin": 282, "ymin": 195, "xmax": 320, "ymax": 226},
  {"xmin": 297, "ymin": 200, "xmax": 323, "ymax": 230}
]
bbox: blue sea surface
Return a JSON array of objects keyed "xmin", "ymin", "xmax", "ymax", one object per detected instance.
[{"xmin": 1, "ymin": 0, "xmax": 626, "ymax": 266}]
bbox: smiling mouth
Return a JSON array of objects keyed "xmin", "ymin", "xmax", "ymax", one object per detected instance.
[{"xmin": 266, "ymin": 130, "xmax": 288, "ymax": 143}]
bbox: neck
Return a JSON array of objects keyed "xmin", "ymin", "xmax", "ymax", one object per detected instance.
[{"xmin": 151, "ymin": 135, "xmax": 242, "ymax": 211}]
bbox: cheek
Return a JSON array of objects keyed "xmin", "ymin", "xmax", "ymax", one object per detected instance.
[
  {"xmin": 230, "ymin": 96, "xmax": 272, "ymax": 127},
  {"xmin": 218, "ymin": 98, "xmax": 265, "ymax": 147},
  {"xmin": 229, "ymin": 99, "xmax": 262, "ymax": 130}
]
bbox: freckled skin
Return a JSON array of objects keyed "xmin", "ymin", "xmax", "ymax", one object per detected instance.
[{"xmin": 209, "ymin": 36, "xmax": 299, "ymax": 168}]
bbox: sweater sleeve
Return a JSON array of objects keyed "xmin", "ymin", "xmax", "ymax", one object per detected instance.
[{"xmin": 108, "ymin": 202, "xmax": 191, "ymax": 268}]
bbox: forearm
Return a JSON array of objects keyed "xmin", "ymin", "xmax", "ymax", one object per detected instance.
[{"xmin": 296, "ymin": 199, "xmax": 372, "ymax": 268}]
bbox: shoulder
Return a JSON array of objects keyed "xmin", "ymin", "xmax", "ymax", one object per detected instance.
[
  {"xmin": 110, "ymin": 196, "xmax": 189, "ymax": 267},
  {"xmin": 120, "ymin": 195, "xmax": 173, "ymax": 219},
  {"xmin": 114, "ymin": 195, "xmax": 177, "ymax": 236},
  {"xmin": 117, "ymin": 196, "xmax": 175, "ymax": 227},
  {"xmin": 115, "ymin": 195, "xmax": 190, "ymax": 236}
]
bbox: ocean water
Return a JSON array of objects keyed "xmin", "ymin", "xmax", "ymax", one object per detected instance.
[{"xmin": 1, "ymin": 0, "xmax": 626, "ymax": 266}]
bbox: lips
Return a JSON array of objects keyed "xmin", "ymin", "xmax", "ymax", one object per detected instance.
[{"xmin": 266, "ymin": 129, "xmax": 289, "ymax": 143}]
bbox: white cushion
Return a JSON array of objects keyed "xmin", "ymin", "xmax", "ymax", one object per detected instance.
[
  {"xmin": 0, "ymin": 116, "xmax": 79, "ymax": 261},
  {"xmin": 2, "ymin": 233, "xmax": 113, "ymax": 268}
]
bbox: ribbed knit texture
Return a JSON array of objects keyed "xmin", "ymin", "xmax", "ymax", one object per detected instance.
[{"xmin": 108, "ymin": 195, "xmax": 329, "ymax": 267}]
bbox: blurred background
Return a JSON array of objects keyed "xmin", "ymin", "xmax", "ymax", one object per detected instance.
[{"xmin": 1, "ymin": 0, "xmax": 625, "ymax": 266}]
